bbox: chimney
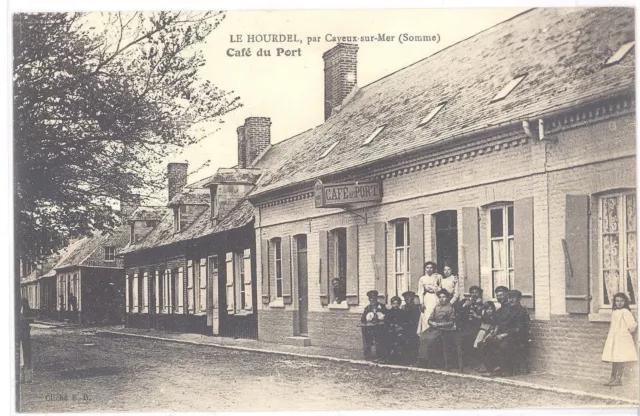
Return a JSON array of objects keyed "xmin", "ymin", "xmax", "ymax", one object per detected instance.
[
  {"xmin": 239, "ymin": 117, "xmax": 271, "ymax": 167},
  {"xmin": 120, "ymin": 193, "xmax": 141, "ymax": 222},
  {"xmin": 167, "ymin": 162, "xmax": 188, "ymax": 203},
  {"xmin": 323, "ymin": 43, "xmax": 359, "ymax": 121},
  {"xmin": 237, "ymin": 125, "xmax": 247, "ymax": 169}
]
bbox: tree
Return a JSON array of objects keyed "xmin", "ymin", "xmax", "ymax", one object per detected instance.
[{"xmin": 13, "ymin": 12, "xmax": 242, "ymax": 260}]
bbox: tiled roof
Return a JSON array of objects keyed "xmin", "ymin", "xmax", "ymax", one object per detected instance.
[
  {"xmin": 250, "ymin": 8, "xmax": 635, "ymax": 197},
  {"xmin": 203, "ymin": 168, "xmax": 263, "ymax": 186},
  {"xmin": 167, "ymin": 190, "xmax": 210, "ymax": 206},
  {"xmin": 129, "ymin": 206, "xmax": 167, "ymax": 221},
  {"xmin": 53, "ymin": 225, "xmax": 130, "ymax": 270}
]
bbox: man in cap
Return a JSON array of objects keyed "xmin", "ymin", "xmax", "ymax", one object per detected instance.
[
  {"xmin": 360, "ymin": 290, "xmax": 388, "ymax": 360},
  {"xmin": 401, "ymin": 290, "xmax": 421, "ymax": 365},
  {"xmin": 486, "ymin": 289, "xmax": 530, "ymax": 376}
]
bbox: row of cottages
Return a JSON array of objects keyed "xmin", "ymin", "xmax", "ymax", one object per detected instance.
[
  {"xmin": 119, "ymin": 131, "xmax": 265, "ymax": 338},
  {"xmin": 241, "ymin": 7, "xmax": 636, "ymax": 381},
  {"xmin": 20, "ymin": 220, "xmax": 132, "ymax": 324}
]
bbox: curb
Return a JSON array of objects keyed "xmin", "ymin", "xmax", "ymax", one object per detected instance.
[{"xmin": 95, "ymin": 330, "xmax": 638, "ymax": 406}]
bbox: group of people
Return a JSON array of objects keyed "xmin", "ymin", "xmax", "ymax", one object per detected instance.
[{"xmin": 360, "ymin": 261, "xmax": 531, "ymax": 377}]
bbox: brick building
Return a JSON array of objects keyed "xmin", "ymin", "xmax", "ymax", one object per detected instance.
[
  {"xmin": 120, "ymin": 119, "xmax": 268, "ymax": 338},
  {"xmin": 243, "ymin": 8, "xmax": 636, "ymax": 379}
]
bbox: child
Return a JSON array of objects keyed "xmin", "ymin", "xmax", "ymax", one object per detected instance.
[
  {"xmin": 474, "ymin": 301, "xmax": 497, "ymax": 373},
  {"xmin": 382, "ymin": 296, "xmax": 407, "ymax": 363},
  {"xmin": 602, "ymin": 292, "xmax": 638, "ymax": 386}
]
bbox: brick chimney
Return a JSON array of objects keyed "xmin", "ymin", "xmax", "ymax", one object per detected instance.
[
  {"xmin": 167, "ymin": 162, "xmax": 188, "ymax": 203},
  {"xmin": 120, "ymin": 193, "xmax": 141, "ymax": 222},
  {"xmin": 323, "ymin": 43, "xmax": 359, "ymax": 121},
  {"xmin": 237, "ymin": 117, "xmax": 271, "ymax": 168}
]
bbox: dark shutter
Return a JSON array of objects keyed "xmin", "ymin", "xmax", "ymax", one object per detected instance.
[
  {"xmin": 564, "ymin": 195, "xmax": 590, "ymax": 314},
  {"xmin": 514, "ymin": 197, "xmax": 535, "ymax": 309},
  {"xmin": 319, "ymin": 230, "xmax": 329, "ymax": 306},
  {"xmin": 374, "ymin": 222, "xmax": 387, "ymax": 302},
  {"xmin": 461, "ymin": 207, "xmax": 480, "ymax": 292},
  {"xmin": 261, "ymin": 239, "xmax": 270, "ymax": 304},
  {"xmin": 282, "ymin": 235, "xmax": 293, "ymax": 304},
  {"xmin": 346, "ymin": 225, "xmax": 359, "ymax": 306},
  {"xmin": 409, "ymin": 214, "xmax": 425, "ymax": 293}
]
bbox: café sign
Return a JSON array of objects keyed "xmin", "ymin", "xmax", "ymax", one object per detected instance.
[{"xmin": 314, "ymin": 179, "xmax": 383, "ymax": 208}]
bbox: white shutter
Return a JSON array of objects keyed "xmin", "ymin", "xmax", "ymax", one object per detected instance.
[
  {"xmin": 199, "ymin": 259, "xmax": 207, "ymax": 313},
  {"xmin": 226, "ymin": 252, "xmax": 235, "ymax": 314},
  {"xmin": 244, "ymin": 249, "xmax": 253, "ymax": 312},
  {"xmin": 132, "ymin": 274, "xmax": 139, "ymax": 313},
  {"xmin": 125, "ymin": 275, "xmax": 130, "ymax": 313},
  {"xmin": 187, "ymin": 260, "xmax": 194, "ymax": 313},
  {"xmin": 177, "ymin": 267, "xmax": 184, "ymax": 313},
  {"xmin": 155, "ymin": 271, "xmax": 160, "ymax": 313},
  {"xmin": 142, "ymin": 272, "xmax": 149, "ymax": 313}
]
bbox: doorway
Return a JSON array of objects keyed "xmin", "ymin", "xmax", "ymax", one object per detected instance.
[
  {"xmin": 296, "ymin": 235, "xmax": 308, "ymax": 336},
  {"xmin": 435, "ymin": 211, "xmax": 459, "ymax": 276}
]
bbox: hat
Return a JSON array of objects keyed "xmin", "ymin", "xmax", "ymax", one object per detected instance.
[
  {"xmin": 436, "ymin": 288, "xmax": 451, "ymax": 298},
  {"xmin": 402, "ymin": 291, "xmax": 416, "ymax": 298},
  {"xmin": 494, "ymin": 286, "xmax": 509, "ymax": 294},
  {"xmin": 366, "ymin": 290, "xmax": 379, "ymax": 299},
  {"xmin": 507, "ymin": 290, "xmax": 522, "ymax": 299},
  {"xmin": 390, "ymin": 296, "xmax": 402, "ymax": 304},
  {"xmin": 469, "ymin": 285, "xmax": 483, "ymax": 293}
]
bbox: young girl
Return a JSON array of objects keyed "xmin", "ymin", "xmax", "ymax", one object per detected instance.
[
  {"xmin": 602, "ymin": 293, "xmax": 638, "ymax": 386},
  {"xmin": 474, "ymin": 301, "xmax": 497, "ymax": 373}
]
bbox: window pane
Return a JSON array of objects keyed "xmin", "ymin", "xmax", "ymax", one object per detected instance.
[
  {"xmin": 491, "ymin": 209, "xmax": 504, "ymax": 238},
  {"xmin": 492, "ymin": 239, "xmax": 505, "ymax": 269},
  {"xmin": 296, "ymin": 235, "xmax": 307, "ymax": 251},
  {"xmin": 395, "ymin": 248, "xmax": 404, "ymax": 273},
  {"xmin": 602, "ymin": 197, "xmax": 620, "ymax": 233},
  {"xmin": 508, "ymin": 270, "xmax": 515, "ymax": 290},
  {"xmin": 406, "ymin": 247, "xmax": 410, "ymax": 272},
  {"xmin": 276, "ymin": 278, "xmax": 283, "ymax": 298},
  {"xmin": 626, "ymin": 194, "xmax": 636, "ymax": 232},
  {"xmin": 275, "ymin": 241, "xmax": 281, "ymax": 259},
  {"xmin": 627, "ymin": 232, "xmax": 637, "ymax": 269},
  {"xmin": 507, "ymin": 206, "xmax": 514, "ymax": 236},
  {"xmin": 602, "ymin": 234, "xmax": 620, "ymax": 269},
  {"xmin": 626, "ymin": 270, "xmax": 637, "ymax": 305},
  {"xmin": 603, "ymin": 269, "xmax": 621, "ymax": 305},
  {"xmin": 337, "ymin": 230, "xmax": 347, "ymax": 279},
  {"xmin": 492, "ymin": 270, "xmax": 507, "ymax": 290},
  {"xmin": 395, "ymin": 222, "xmax": 405, "ymax": 247}
]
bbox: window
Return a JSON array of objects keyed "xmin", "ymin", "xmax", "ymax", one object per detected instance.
[
  {"xmin": 130, "ymin": 225, "xmax": 135, "ymax": 244},
  {"xmin": 238, "ymin": 253, "xmax": 246, "ymax": 310},
  {"xmin": 490, "ymin": 205, "xmax": 515, "ymax": 291},
  {"xmin": 163, "ymin": 270, "xmax": 172, "ymax": 313},
  {"xmin": 600, "ymin": 192, "xmax": 637, "ymax": 306},
  {"xmin": 394, "ymin": 220, "xmax": 411, "ymax": 297},
  {"xmin": 273, "ymin": 238, "xmax": 283, "ymax": 298},
  {"xmin": 319, "ymin": 141, "xmax": 339, "ymax": 160},
  {"xmin": 242, "ymin": 249, "xmax": 252, "ymax": 312},
  {"xmin": 146, "ymin": 220, "xmax": 157, "ymax": 228},
  {"xmin": 172, "ymin": 269, "xmax": 180, "ymax": 313},
  {"xmin": 174, "ymin": 208, "xmax": 181, "ymax": 232},
  {"xmin": 362, "ymin": 125, "xmax": 386, "ymax": 146},
  {"xmin": 199, "ymin": 259, "xmax": 207, "ymax": 313},
  {"xmin": 187, "ymin": 260, "xmax": 195, "ymax": 312},
  {"xmin": 330, "ymin": 228, "xmax": 347, "ymax": 303},
  {"xmin": 142, "ymin": 272, "xmax": 149, "ymax": 313},
  {"xmin": 210, "ymin": 185, "xmax": 219, "ymax": 219},
  {"xmin": 418, "ymin": 102, "xmax": 446, "ymax": 127},
  {"xmin": 104, "ymin": 246, "xmax": 116, "ymax": 262},
  {"xmin": 491, "ymin": 75, "xmax": 526, "ymax": 103},
  {"xmin": 605, "ymin": 41, "xmax": 635, "ymax": 66},
  {"xmin": 132, "ymin": 273, "xmax": 139, "ymax": 313}
]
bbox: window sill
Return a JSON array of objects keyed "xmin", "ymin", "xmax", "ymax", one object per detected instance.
[
  {"xmin": 328, "ymin": 302, "xmax": 349, "ymax": 310},
  {"xmin": 269, "ymin": 299, "xmax": 285, "ymax": 308},
  {"xmin": 589, "ymin": 311, "xmax": 613, "ymax": 323}
]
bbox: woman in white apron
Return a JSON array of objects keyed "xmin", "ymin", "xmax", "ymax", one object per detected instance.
[
  {"xmin": 440, "ymin": 264, "xmax": 460, "ymax": 306},
  {"xmin": 417, "ymin": 261, "xmax": 442, "ymax": 334}
]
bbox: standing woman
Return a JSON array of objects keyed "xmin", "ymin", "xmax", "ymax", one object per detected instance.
[
  {"xmin": 602, "ymin": 292, "xmax": 638, "ymax": 386},
  {"xmin": 417, "ymin": 261, "xmax": 442, "ymax": 334},
  {"xmin": 440, "ymin": 264, "xmax": 460, "ymax": 306}
]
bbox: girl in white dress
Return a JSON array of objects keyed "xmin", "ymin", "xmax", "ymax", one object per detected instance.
[
  {"xmin": 417, "ymin": 261, "xmax": 442, "ymax": 334},
  {"xmin": 602, "ymin": 292, "xmax": 638, "ymax": 386},
  {"xmin": 440, "ymin": 264, "xmax": 460, "ymax": 305}
]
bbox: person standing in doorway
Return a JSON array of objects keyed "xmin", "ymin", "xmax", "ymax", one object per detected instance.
[
  {"xmin": 68, "ymin": 292, "xmax": 78, "ymax": 323},
  {"xmin": 440, "ymin": 264, "xmax": 460, "ymax": 305},
  {"xmin": 602, "ymin": 292, "xmax": 638, "ymax": 386}
]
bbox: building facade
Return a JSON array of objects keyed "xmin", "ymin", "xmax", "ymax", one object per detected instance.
[{"xmin": 244, "ymin": 8, "xmax": 636, "ymax": 380}]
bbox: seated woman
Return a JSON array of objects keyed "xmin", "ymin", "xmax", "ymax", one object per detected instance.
[
  {"xmin": 382, "ymin": 296, "xmax": 408, "ymax": 363},
  {"xmin": 419, "ymin": 289, "xmax": 457, "ymax": 370}
]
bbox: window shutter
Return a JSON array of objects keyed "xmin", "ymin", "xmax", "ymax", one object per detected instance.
[
  {"xmin": 177, "ymin": 267, "xmax": 184, "ymax": 313},
  {"xmin": 187, "ymin": 260, "xmax": 195, "ymax": 313},
  {"xmin": 154, "ymin": 271, "xmax": 160, "ymax": 314},
  {"xmin": 373, "ymin": 222, "xmax": 387, "ymax": 302},
  {"xmin": 409, "ymin": 214, "xmax": 425, "ymax": 293},
  {"xmin": 261, "ymin": 240, "xmax": 270, "ymax": 304},
  {"xmin": 226, "ymin": 253, "xmax": 235, "ymax": 314},
  {"xmin": 461, "ymin": 207, "xmax": 480, "ymax": 292},
  {"xmin": 346, "ymin": 225, "xmax": 359, "ymax": 306},
  {"xmin": 125, "ymin": 275, "xmax": 130, "ymax": 313},
  {"xmin": 200, "ymin": 259, "xmax": 207, "ymax": 313},
  {"xmin": 132, "ymin": 273, "xmax": 139, "ymax": 313},
  {"xmin": 564, "ymin": 194, "xmax": 590, "ymax": 314},
  {"xmin": 142, "ymin": 272, "xmax": 149, "ymax": 313},
  {"xmin": 244, "ymin": 249, "xmax": 253, "ymax": 312},
  {"xmin": 282, "ymin": 236, "xmax": 293, "ymax": 304},
  {"xmin": 319, "ymin": 230, "xmax": 329, "ymax": 305},
  {"xmin": 270, "ymin": 241, "xmax": 277, "ymax": 301},
  {"xmin": 514, "ymin": 197, "xmax": 535, "ymax": 309}
]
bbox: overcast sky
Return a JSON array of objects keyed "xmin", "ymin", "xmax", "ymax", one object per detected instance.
[{"xmin": 167, "ymin": 8, "xmax": 528, "ymax": 189}]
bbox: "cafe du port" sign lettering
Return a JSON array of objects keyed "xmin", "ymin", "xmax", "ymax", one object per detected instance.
[{"xmin": 314, "ymin": 180, "xmax": 383, "ymax": 208}]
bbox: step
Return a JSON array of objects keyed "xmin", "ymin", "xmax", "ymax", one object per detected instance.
[{"xmin": 284, "ymin": 336, "xmax": 311, "ymax": 347}]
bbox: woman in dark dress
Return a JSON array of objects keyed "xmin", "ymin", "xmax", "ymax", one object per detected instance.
[{"xmin": 420, "ymin": 289, "xmax": 456, "ymax": 369}]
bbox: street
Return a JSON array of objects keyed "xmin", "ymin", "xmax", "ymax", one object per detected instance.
[{"xmin": 20, "ymin": 325, "xmax": 624, "ymax": 412}]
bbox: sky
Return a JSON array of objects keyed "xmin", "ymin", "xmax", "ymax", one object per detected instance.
[{"xmin": 167, "ymin": 8, "xmax": 529, "ymax": 189}]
